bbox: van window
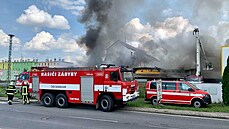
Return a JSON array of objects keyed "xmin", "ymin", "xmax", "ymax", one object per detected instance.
[
  {"xmin": 178, "ymin": 83, "xmax": 191, "ymax": 91},
  {"xmin": 150, "ymin": 82, "xmax": 156, "ymax": 89},
  {"xmin": 162, "ymin": 82, "xmax": 176, "ymax": 90}
]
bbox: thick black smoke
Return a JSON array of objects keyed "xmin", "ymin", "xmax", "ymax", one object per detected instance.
[
  {"xmin": 77, "ymin": 0, "xmax": 229, "ymax": 79},
  {"xmin": 78, "ymin": 0, "xmax": 112, "ymax": 65}
]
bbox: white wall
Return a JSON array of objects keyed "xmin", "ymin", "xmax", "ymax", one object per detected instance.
[{"xmin": 195, "ymin": 83, "xmax": 222, "ymax": 103}]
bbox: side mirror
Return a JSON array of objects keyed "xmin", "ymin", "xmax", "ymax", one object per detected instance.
[{"xmin": 188, "ymin": 88, "xmax": 194, "ymax": 92}]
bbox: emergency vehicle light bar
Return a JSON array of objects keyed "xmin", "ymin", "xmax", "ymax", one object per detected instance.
[{"xmin": 100, "ymin": 64, "xmax": 115, "ymax": 68}]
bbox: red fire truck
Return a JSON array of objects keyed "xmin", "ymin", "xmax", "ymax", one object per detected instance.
[
  {"xmin": 16, "ymin": 72, "xmax": 30, "ymax": 91},
  {"xmin": 28, "ymin": 64, "xmax": 139, "ymax": 112},
  {"xmin": 16, "ymin": 67, "xmax": 47, "ymax": 91}
]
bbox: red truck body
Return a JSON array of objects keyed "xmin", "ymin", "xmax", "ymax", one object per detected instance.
[{"xmin": 28, "ymin": 65, "xmax": 139, "ymax": 111}]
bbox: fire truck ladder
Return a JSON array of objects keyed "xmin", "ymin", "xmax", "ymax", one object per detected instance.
[
  {"xmin": 198, "ymin": 39, "xmax": 213, "ymax": 70},
  {"xmin": 193, "ymin": 28, "xmax": 213, "ymax": 75}
]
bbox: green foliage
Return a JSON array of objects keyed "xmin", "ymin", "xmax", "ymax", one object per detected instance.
[
  {"xmin": 0, "ymin": 86, "xmax": 21, "ymax": 97},
  {"xmin": 138, "ymin": 82, "xmax": 146, "ymax": 98},
  {"xmin": 222, "ymin": 56, "xmax": 229, "ymax": 105}
]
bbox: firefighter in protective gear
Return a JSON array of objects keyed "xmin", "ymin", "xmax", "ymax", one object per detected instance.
[
  {"xmin": 21, "ymin": 81, "xmax": 30, "ymax": 104},
  {"xmin": 5, "ymin": 82, "xmax": 17, "ymax": 105}
]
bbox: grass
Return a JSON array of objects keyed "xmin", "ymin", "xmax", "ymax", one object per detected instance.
[
  {"xmin": 128, "ymin": 84, "xmax": 229, "ymax": 113},
  {"xmin": 127, "ymin": 98, "xmax": 229, "ymax": 113}
]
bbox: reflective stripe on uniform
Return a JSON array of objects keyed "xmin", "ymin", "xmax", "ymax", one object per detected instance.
[
  {"xmin": 7, "ymin": 93, "xmax": 14, "ymax": 95},
  {"xmin": 6, "ymin": 89, "xmax": 16, "ymax": 90}
]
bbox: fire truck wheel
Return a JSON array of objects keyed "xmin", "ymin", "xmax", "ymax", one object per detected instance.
[
  {"xmin": 100, "ymin": 95, "xmax": 114, "ymax": 112},
  {"xmin": 192, "ymin": 99, "xmax": 203, "ymax": 108},
  {"xmin": 41, "ymin": 93, "xmax": 55, "ymax": 107},
  {"xmin": 56, "ymin": 94, "xmax": 68, "ymax": 108},
  {"xmin": 151, "ymin": 97, "xmax": 158, "ymax": 105}
]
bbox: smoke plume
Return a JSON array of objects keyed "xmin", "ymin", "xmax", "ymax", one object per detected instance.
[{"xmin": 78, "ymin": 0, "xmax": 229, "ymax": 79}]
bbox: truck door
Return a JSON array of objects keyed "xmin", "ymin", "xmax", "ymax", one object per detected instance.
[
  {"xmin": 81, "ymin": 76, "xmax": 94, "ymax": 103},
  {"xmin": 107, "ymin": 71, "xmax": 122, "ymax": 92}
]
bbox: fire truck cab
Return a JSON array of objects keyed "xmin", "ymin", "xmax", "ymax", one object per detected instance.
[
  {"xmin": 145, "ymin": 80, "xmax": 211, "ymax": 108},
  {"xmin": 28, "ymin": 64, "xmax": 139, "ymax": 112},
  {"xmin": 15, "ymin": 72, "xmax": 30, "ymax": 92}
]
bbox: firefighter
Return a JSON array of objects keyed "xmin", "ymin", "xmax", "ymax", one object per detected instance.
[
  {"xmin": 21, "ymin": 81, "xmax": 30, "ymax": 104},
  {"xmin": 5, "ymin": 82, "xmax": 17, "ymax": 105}
]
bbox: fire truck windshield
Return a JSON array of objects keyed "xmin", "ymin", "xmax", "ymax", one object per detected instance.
[
  {"xmin": 121, "ymin": 71, "xmax": 134, "ymax": 82},
  {"xmin": 18, "ymin": 73, "xmax": 29, "ymax": 81}
]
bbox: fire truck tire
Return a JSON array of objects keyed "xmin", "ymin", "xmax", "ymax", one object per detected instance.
[
  {"xmin": 41, "ymin": 93, "xmax": 55, "ymax": 107},
  {"xmin": 56, "ymin": 94, "xmax": 68, "ymax": 108},
  {"xmin": 192, "ymin": 99, "xmax": 203, "ymax": 108},
  {"xmin": 100, "ymin": 95, "xmax": 114, "ymax": 112},
  {"xmin": 151, "ymin": 97, "xmax": 158, "ymax": 105}
]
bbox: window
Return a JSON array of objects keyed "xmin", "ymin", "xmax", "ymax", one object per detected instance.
[
  {"xmin": 162, "ymin": 82, "xmax": 176, "ymax": 90},
  {"xmin": 178, "ymin": 83, "xmax": 191, "ymax": 91},
  {"xmin": 150, "ymin": 82, "xmax": 156, "ymax": 89},
  {"xmin": 121, "ymin": 71, "xmax": 134, "ymax": 82},
  {"xmin": 110, "ymin": 71, "xmax": 120, "ymax": 81}
]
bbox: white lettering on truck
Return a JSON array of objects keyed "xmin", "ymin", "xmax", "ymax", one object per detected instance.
[{"xmin": 41, "ymin": 72, "xmax": 77, "ymax": 77}]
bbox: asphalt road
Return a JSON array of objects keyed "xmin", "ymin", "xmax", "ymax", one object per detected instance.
[{"xmin": 0, "ymin": 102, "xmax": 228, "ymax": 129}]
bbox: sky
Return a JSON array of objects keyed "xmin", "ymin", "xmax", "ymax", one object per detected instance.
[
  {"xmin": 1, "ymin": 0, "xmax": 229, "ymax": 78},
  {"xmin": 0, "ymin": 0, "xmax": 86, "ymax": 64}
]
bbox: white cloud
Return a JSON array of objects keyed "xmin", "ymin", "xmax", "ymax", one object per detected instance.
[
  {"xmin": 23, "ymin": 31, "xmax": 56, "ymax": 50},
  {"xmin": 23, "ymin": 31, "xmax": 87, "ymax": 65},
  {"xmin": 64, "ymin": 54, "xmax": 88, "ymax": 65},
  {"xmin": 17, "ymin": 5, "xmax": 70, "ymax": 29},
  {"xmin": 208, "ymin": 21, "xmax": 229, "ymax": 45},
  {"xmin": 155, "ymin": 16, "xmax": 193, "ymax": 40},
  {"xmin": 123, "ymin": 18, "xmax": 154, "ymax": 42},
  {"xmin": 56, "ymin": 34, "xmax": 85, "ymax": 53},
  {"xmin": 23, "ymin": 31, "xmax": 87, "ymax": 56},
  {"xmin": 0, "ymin": 29, "xmax": 21, "ymax": 48},
  {"xmin": 44, "ymin": 0, "xmax": 85, "ymax": 16},
  {"xmin": 123, "ymin": 17, "xmax": 193, "ymax": 43}
]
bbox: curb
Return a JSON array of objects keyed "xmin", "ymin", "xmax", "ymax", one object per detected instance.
[{"xmin": 123, "ymin": 107, "xmax": 229, "ymax": 119}]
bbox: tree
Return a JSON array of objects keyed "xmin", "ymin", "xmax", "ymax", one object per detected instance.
[{"xmin": 222, "ymin": 56, "xmax": 229, "ymax": 105}]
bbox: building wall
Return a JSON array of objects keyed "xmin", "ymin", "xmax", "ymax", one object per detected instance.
[
  {"xmin": 0, "ymin": 60, "xmax": 38, "ymax": 81},
  {"xmin": 12, "ymin": 61, "xmax": 38, "ymax": 72},
  {"xmin": 0, "ymin": 62, "xmax": 11, "ymax": 70},
  {"xmin": 0, "ymin": 59, "xmax": 74, "ymax": 81},
  {"xmin": 38, "ymin": 60, "xmax": 74, "ymax": 67},
  {"xmin": 196, "ymin": 83, "xmax": 222, "ymax": 103}
]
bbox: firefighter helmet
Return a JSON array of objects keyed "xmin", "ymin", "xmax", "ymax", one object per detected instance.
[
  {"xmin": 22, "ymin": 81, "xmax": 29, "ymax": 86},
  {"xmin": 9, "ymin": 81, "xmax": 14, "ymax": 86}
]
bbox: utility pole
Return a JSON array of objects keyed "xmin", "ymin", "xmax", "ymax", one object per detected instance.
[
  {"xmin": 7, "ymin": 34, "xmax": 14, "ymax": 84},
  {"xmin": 193, "ymin": 28, "xmax": 200, "ymax": 76}
]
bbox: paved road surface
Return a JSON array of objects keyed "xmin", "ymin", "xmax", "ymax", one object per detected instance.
[{"xmin": 0, "ymin": 102, "xmax": 228, "ymax": 129}]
